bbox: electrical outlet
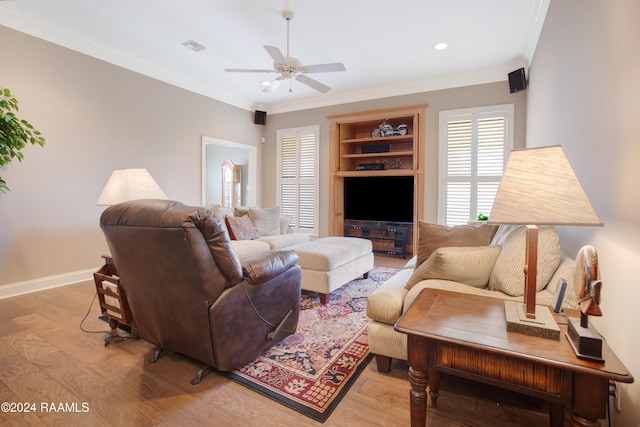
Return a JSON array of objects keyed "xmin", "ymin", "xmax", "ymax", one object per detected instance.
[{"xmin": 614, "ymin": 381, "xmax": 622, "ymax": 412}]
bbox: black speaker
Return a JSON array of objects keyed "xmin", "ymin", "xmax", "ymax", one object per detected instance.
[
  {"xmin": 254, "ymin": 110, "xmax": 267, "ymax": 125},
  {"xmin": 508, "ymin": 68, "xmax": 527, "ymax": 93}
]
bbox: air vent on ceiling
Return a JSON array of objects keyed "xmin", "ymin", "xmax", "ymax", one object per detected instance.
[{"xmin": 181, "ymin": 40, "xmax": 206, "ymax": 52}]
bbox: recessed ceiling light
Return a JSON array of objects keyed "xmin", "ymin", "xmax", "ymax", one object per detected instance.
[
  {"xmin": 181, "ymin": 40, "xmax": 206, "ymax": 52},
  {"xmin": 261, "ymin": 81, "xmax": 271, "ymax": 86},
  {"xmin": 433, "ymin": 42, "xmax": 448, "ymax": 51}
]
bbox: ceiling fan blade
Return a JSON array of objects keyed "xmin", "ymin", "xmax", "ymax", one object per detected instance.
[
  {"xmin": 296, "ymin": 75, "xmax": 331, "ymax": 93},
  {"xmin": 263, "ymin": 45, "xmax": 286, "ymax": 65},
  {"xmin": 299, "ymin": 63, "xmax": 346, "ymax": 73},
  {"xmin": 263, "ymin": 77, "xmax": 284, "ymax": 92},
  {"xmin": 224, "ymin": 68, "xmax": 276, "ymax": 73}
]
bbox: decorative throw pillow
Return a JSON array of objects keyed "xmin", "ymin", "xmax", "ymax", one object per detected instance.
[
  {"xmin": 415, "ymin": 221, "xmax": 499, "ymax": 268},
  {"xmin": 225, "ymin": 215, "xmax": 259, "ymax": 240},
  {"xmin": 280, "ymin": 215, "xmax": 292, "ymax": 234},
  {"xmin": 206, "ymin": 205, "xmax": 235, "ymax": 236},
  {"xmin": 249, "ymin": 206, "xmax": 281, "ymax": 236},
  {"xmin": 234, "ymin": 206, "xmax": 252, "ymax": 217},
  {"xmin": 405, "ymin": 246, "xmax": 502, "ymax": 290},
  {"xmin": 488, "ymin": 226, "xmax": 562, "ymax": 296}
]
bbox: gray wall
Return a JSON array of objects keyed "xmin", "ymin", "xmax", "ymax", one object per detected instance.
[
  {"xmin": 0, "ymin": 26, "xmax": 263, "ymax": 286},
  {"xmin": 263, "ymin": 83, "xmax": 527, "ymax": 236},
  {"xmin": 1, "ymin": 22, "xmax": 527, "ymax": 288},
  {"xmin": 526, "ymin": 0, "xmax": 640, "ymax": 423}
]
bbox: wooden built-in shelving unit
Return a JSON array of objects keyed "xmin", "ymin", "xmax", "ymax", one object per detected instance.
[{"xmin": 328, "ymin": 105, "xmax": 427, "ymax": 255}]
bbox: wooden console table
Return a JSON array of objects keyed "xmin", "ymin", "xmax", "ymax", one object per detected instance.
[{"xmin": 394, "ymin": 289, "xmax": 633, "ymax": 427}]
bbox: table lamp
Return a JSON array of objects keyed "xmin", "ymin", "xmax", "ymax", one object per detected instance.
[
  {"xmin": 488, "ymin": 146, "xmax": 602, "ymax": 339},
  {"xmin": 97, "ymin": 168, "xmax": 167, "ymax": 205}
]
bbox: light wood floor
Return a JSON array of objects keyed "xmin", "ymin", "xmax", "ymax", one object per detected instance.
[{"xmin": 0, "ymin": 258, "xmax": 552, "ymax": 426}]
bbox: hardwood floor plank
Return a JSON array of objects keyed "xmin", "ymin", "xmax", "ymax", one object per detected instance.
[{"xmin": 0, "ymin": 277, "xmax": 555, "ymax": 427}]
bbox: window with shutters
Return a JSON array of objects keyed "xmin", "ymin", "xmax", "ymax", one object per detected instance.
[
  {"xmin": 276, "ymin": 125, "xmax": 319, "ymax": 235},
  {"xmin": 438, "ymin": 105, "xmax": 514, "ymax": 226}
]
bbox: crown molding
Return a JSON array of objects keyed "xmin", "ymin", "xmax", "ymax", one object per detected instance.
[
  {"xmin": 261, "ymin": 62, "xmax": 525, "ymax": 114},
  {"xmin": 0, "ymin": 7, "xmax": 255, "ymax": 110},
  {"xmin": 1, "ymin": 4, "xmax": 541, "ymax": 114},
  {"xmin": 522, "ymin": 0, "xmax": 550, "ymax": 69}
]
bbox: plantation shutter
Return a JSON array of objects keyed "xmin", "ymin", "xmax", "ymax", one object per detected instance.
[
  {"xmin": 277, "ymin": 125, "xmax": 319, "ymax": 235},
  {"xmin": 439, "ymin": 105, "xmax": 513, "ymax": 226}
]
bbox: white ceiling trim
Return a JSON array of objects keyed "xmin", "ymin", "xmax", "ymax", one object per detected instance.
[
  {"xmin": 522, "ymin": 0, "xmax": 551, "ymax": 69},
  {"xmin": 0, "ymin": 7, "xmax": 253, "ymax": 110},
  {"xmin": 1, "ymin": 2, "xmax": 547, "ymax": 114},
  {"xmin": 262, "ymin": 62, "xmax": 525, "ymax": 115}
]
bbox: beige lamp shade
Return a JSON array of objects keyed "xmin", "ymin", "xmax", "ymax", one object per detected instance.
[
  {"xmin": 96, "ymin": 168, "xmax": 167, "ymax": 206},
  {"xmin": 488, "ymin": 145, "xmax": 602, "ymax": 226}
]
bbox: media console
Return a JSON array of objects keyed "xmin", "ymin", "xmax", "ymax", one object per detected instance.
[{"xmin": 344, "ymin": 222, "xmax": 410, "ymax": 258}]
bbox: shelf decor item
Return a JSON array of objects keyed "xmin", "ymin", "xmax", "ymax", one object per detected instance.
[
  {"xmin": 371, "ymin": 120, "xmax": 408, "ymax": 137},
  {"xmin": 566, "ymin": 245, "xmax": 605, "ymax": 362},
  {"xmin": 488, "ymin": 145, "xmax": 603, "ymax": 340}
]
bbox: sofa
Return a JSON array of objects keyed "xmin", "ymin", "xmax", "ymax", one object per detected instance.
[
  {"xmin": 206, "ymin": 204, "xmax": 373, "ymax": 302},
  {"xmin": 366, "ymin": 221, "xmax": 580, "ymax": 373},
  {"xmin": 205, "ymin": 204, "xmax": 311, "ymax": 261},
  {"xmin": 100, "ymin": 200, "xmax": 302, "ymax": 384}
]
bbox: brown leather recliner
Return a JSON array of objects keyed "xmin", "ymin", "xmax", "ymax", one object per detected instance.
[{"xmin": 100, "ymin": 199, "xmax": 301, "ymax": 384}]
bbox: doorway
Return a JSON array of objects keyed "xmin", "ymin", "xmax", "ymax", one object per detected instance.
[{"xmin": 201, "ymin": 136, "xmax": 257, "ymax": 207}]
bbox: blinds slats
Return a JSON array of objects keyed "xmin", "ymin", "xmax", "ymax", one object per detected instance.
[{"xmin": 277, "ymin": 126, "xmax": 319, "ymax": 234}]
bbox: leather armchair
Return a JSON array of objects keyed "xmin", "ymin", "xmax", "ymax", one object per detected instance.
[{"xmin": 100, "ymin": 199, "xmax": 301, "ymax": 383}]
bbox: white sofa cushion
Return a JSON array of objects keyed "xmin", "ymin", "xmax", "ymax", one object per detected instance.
[
  {"xmin": 488, "ymin": 225, "xmax": 562, "ymax": 296},
  {"xmin": 405, "ymin": 245, "xmax": 501, "ymax": 290},
  {"xmin": 249, "ymin": 206, "xmax": 281, "ymax": 236},
  {"xmin": 257, "ymin": 233, "xmax": 310, "ymax": 250},
  {"xmin": 230, "ymin": 239, "xmax": 270, "ymax": 261}
]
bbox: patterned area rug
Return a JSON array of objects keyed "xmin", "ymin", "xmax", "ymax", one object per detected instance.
[{"xmin": 224, "ymin": 265, "xmax": 401, "ymax": 422}]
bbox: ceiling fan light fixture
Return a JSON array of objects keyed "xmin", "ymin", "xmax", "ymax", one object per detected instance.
[{"xmin": 433, "ymin": 41, "xmax": 448, "ymax": 51}]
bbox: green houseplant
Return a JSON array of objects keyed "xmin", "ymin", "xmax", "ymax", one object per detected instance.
[{"xmin": 0, "ymin": 87, "xmax": 46, "ymax": 193}]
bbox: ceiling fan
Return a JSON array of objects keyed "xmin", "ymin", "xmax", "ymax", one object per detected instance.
[{"xmin": 224, "ymin": 10, "xmax": 346, "ymax": 93}]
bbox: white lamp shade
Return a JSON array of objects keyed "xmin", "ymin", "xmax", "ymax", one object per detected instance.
[
  {"xmin": 488, "ymin": 146, "xmax": 602, "ymax": 226},
  {"xmin": 96, "ymin": 168, "xmax": 167, "ymax": 206}
]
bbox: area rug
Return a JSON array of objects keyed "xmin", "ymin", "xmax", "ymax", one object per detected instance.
[{"xmin": 224, "ymin": 265, "xmax": 401, "ymax": 422}]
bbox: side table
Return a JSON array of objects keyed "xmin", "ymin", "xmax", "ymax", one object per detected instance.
[
  {"xmin": 394, "ymin": 289, "xmax": 633, "ymax": 427},
  {"xmin": 93, "ymin": 255, "xmax": 137, "ymax": 341}
]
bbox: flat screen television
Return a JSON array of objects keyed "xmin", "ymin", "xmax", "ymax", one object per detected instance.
[{"xmin": 344, "ymin": 176, "xmax": 414, "ymax": 223}]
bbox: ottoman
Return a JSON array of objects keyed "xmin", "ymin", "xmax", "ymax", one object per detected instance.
[{"xmin": 289, "ymin": 237, "xmax": 374, "ymax": 304}]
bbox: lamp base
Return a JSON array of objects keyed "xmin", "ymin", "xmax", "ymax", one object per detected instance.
[
  {"xmin": 566, "ymin": 317, "xmax": 604, "ymax": 363},
  {"xmin": 504, "ymin": 301, "xmax": 560, "ymax": 340}
]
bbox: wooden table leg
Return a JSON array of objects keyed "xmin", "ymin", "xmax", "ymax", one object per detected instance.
[
  {"xmin": 407, "ymin": 335, "xmax": 429, "ymax": 427},
  {"xmin": 548, "ymin": 401, "xmax": 565, "ymax": 427},
  {"xmin": 428, "ymin": 368, "xmax": 441, "ymax": 407},
  {"xmin": 571, "ymin": 374, "xmax": 607, "ymax": 427}
]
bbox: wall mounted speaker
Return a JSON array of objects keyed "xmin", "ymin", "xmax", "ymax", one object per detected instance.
[
  {"xmin": 508, "ymin": 68, "xmax": 527, "ymax": 93},
  {"xmin": 254, "ymin": 110, "xmax": 267, "ymax": 125}
]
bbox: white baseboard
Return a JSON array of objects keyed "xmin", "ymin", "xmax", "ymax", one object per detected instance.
[{"xmin": 0, "ymin": 269, "xmax": 95, "ymax": 299}]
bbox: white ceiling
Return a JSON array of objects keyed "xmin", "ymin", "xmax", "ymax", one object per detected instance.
[{"xmin": 0, "ymin": 0, "xmax": 548, "ymax": 114}]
